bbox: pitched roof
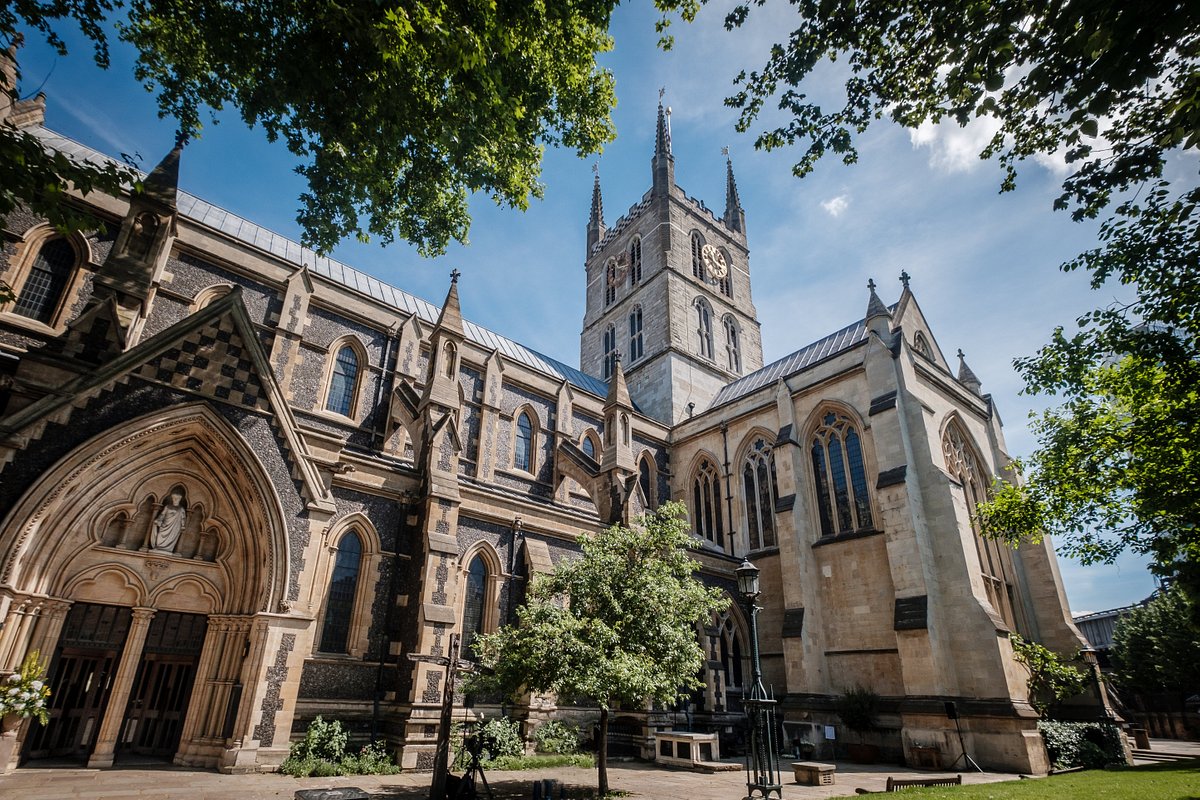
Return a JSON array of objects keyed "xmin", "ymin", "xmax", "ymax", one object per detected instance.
[
  {"xmin": 710, "ymin": 305, "xmax": 897, "ymax": 408},
  {"xmin": 29, "ymin": 126, "xmax": 614, "ymax": 401}
]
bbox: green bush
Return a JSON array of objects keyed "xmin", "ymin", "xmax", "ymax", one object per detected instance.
[
  {"xmin": 1038, "ymin": 720, "xmax": 1125, "ymax": 770},
  {"xmin": 452, "ymin": 717, "xmax": 526, "ymax": 770},
  {"xmin": 280, "ymin": 716, "xmax": 399, "ymax": 777},
  {"xmin": 486, "ymin": 753, "xmax": 594, "ymax": 770},
  {"xmin": 534, "ymin": 720, "xmax": 582, "ymax": 754}
]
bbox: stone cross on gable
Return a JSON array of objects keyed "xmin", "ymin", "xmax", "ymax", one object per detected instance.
[
  {"xmin": 867, "ymin": 278, "xmax": 877, "ymax": 292},
  {"xmin": 900, "ymin": 270, "xmax": 911, "ymax": 289}
]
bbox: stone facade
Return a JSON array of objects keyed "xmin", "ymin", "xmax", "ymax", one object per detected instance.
[{"xmin": 0, "ymin": 85, "xmax": 1095, "ymax": 777}]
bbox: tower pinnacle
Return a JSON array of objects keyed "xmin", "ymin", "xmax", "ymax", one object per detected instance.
[
  {"xmin": 723, "ymin": 151, "xmax": 746, "ymax": 234},
  {"xmin": 587, "ymin": 164, "xmax": 606, "ymax": 255},
  {"xmin": 652, "ymin": 96, "xmax": 675, "ymax": 194}
]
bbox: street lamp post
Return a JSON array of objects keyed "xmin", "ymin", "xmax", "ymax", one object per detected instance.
[{"xmin": 736, "ymin": 558, "xmax": 782, "ymax": 800}]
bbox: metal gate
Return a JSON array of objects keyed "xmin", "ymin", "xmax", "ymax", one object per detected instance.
[{"xmin": 118, "ymin": 611, "xmax": 207, "ymax": 760}]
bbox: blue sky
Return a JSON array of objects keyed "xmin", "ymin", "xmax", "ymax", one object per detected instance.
[{"xmin": 15, "ymin": 2, "xmax": 1159, "ymax": 615}]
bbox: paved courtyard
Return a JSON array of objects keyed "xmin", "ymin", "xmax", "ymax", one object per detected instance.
[{"xmin": 3, "ymin": 739, "xmax": 1197, "ymax": 800}]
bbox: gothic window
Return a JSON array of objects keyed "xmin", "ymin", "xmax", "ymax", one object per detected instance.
[
  {"xmin": 605, "ymin": 259, "xmax": 617, "ymax": 306},
  {"xmin": 718, "ymin": 251, "xmax": 732, "ymax": 297},
  {"xmin": 514, "ymin": 411, "xmax": 535, "ymax": 472},
  {"xmin": 695, "ymin": 298, "xmax": 714, "ymax": 359},
  {"xmin": 718, "ymin": 615, "xmax": 744, "ymax": 691},
  {"xmin": 581, "ymin": 433, "xmax": 597, "ymax": 460},
  {"xmin": 443, "ymin": 340, "xmax": 458, "ymax": 378},
  {"xmin": 191, "ymin": 283, "xmax": 233, "ymax": 311},
  {"xmin": 943, "ymin": 420, "xmax": 1018, "ymax": 629},
  {"xmin": 638, "ymin": 453, "xmax": 656, "ymax": 508},
  {"xmin": 325, "ymin": 343, "xmax": 361, "ymax": 417},
  {"xmin": 10, "ymin": 237, "xmax": 78, "ymax": 324},
  {"xmin": 724, "ymin": 315, "xmax": 741, "ymax": 373},
  {"xmin": 629, "ymin": 237, "xmax": 642, "ymax": 285},
  {"xmin": 691, "ymin": 232, "xmax": 705, "ymax": 281},
  {"xmin": 628, "ymin": 306, "xmax": 644, "ymax": 362},
  {"xmin": 810, "ymin": 411, "xmax": 874, "ymax": 537},
  {"xmin": 602, "ymin": 324, "xmax": 618, "ymax": 378},
  {"xmin": 461, "ymin": 554, "xmax": 488, "ymax": 659},
  {"xmin": 913, "ymin": 331, "xmax": 933, "ymax": 359},
  {"xmin": 319, "ymin": 531, "xmax": 362, "ymax": 653},
  {"xmin": 692, "ymin": 457, "xmax": 724, "ymax": 547},
  {"xmin": 743, "ymin": 437, "xmax": 779, "ymax": 551}
]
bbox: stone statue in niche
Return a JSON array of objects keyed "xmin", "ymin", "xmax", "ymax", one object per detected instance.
[
  {"xmin": 127, "ymin": 211, "xmax": 159, "ymax": 262},
  {"xmin": 150, "ymin": 487, "xmax": 187, "ymax": 554}
]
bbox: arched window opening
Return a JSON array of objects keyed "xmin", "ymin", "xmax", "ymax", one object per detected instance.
[
  {"xmin": 628, "ymin": 307, "xmax": 644, "ymax": 362},
  {"xmin": 621, "ymin": 413, "xmax": 630, "ymax": 446},
  {"xmin": 638, "ymin": 455, "xmax": 655, "ymax": 508},
  {"xmin": 443, "ymin": 340, "xmax": 457, "ymax": 378},
  {"xmin": 692, "ymin": 458, "xmax": 724, "ymax": 548},
  {"xmin": 718, "ymin": 252, "xmax": 732, "ymax": 297},
  {"xmin": 913, "ymin": 331, "xmax": 933, "ymax": 359},
  {"xmin": 582, "ymin": 434, "xmax": 597, "ymax": 460},
  {"xmin": 461, "ymin": 555, "xmax": 488, "ymax": 659},
  {"xmin": 319, "ymin": 532, "xmax": 363, "ymax": 653},
  {"xmin": 629, "ymin": 237, "xmax": 643, "ymax": 285},
  {"xmin": 810, "ymin": 411, "xmax": 874, "ymax": 538},
  {"xmin": 12, "ymin": 237, "xmax": 76, "ymax": 324},
  {"xmin": 326, "ymin": 344, "xmax": 360, "ymax": 416},
  {"xmin": 602, "ymin": 324, "xmax": 618, "ymax": 379},
  {"xmin": 724, "ymin": 316, "xmax": 741, "ymax": 373},
  {"xmin": 691, "ymin": 232, "xmax": 705, "ymax": 281},
  {"xmin": 943, "ymin": 421, "xmax": 1018, "ymax": 629},
  {"xmin": 743, "ymin": 437, "xmax": 779, "ymax": 551},
  {"xmin": 719, "ymin": 616, "xmax": 744, "ymax": 690},
  {"xmin": 514, "ymin": 411, "xmax": 534, "ymax": 472},
  {"xmin": 605, "ymin": 259, "xmax": 617, "ymax": 307},
  {"xmin": 696, "ymin": 299, "xmax": 713, "ymax": 359}
]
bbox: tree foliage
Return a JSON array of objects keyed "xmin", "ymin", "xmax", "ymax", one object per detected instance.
[
  {"xmin": 653, "ymin": 0, "xmax": 1200, "ymax": 579},
  {"xmin": 1110, "ymin": 588, "xmax": 1200, "ymax": 701},
  {"xmin": 1009, "ymin": 633, "xmax": 1088, "ymax": 718},
  {"xmin": 3, "ymin": 0, "xmax": 624, "ymax": 256},
  {"xmin": 470, "ymin": 502, "xmax": 728, "ymax": 795}
]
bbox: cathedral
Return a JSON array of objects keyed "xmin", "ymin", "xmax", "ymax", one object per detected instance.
[{"xmin": 0, "ymin": 68, "xmax": 1093, "ymax": 776}]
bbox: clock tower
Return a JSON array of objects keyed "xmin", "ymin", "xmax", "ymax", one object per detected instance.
[{"xmin": 580, "ymin": 102, "xmax": 763, "ymax": 425}]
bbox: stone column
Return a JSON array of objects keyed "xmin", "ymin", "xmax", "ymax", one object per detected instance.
[{"xmin": 87, "ymin": 607, "xmax": 156, "ymax": 768}]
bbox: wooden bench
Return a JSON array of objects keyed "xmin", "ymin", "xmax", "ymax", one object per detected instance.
[{"xmin": 791, "ymin": 761, "xmax": 836, "ymax": 786}]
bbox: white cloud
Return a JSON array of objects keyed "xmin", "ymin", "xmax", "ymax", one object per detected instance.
[
  {"xmin": 820, "ymin": 194, "xmax": 850, "ymax": 217},
  {"xmin": 909, "ymin": 116, "xmax": 1003, "ymax": 174}
]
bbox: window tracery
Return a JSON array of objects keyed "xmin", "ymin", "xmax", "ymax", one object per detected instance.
[
  {"xmin": 810, "ymin": 411, "xmax": 874, "ymax": 537},
  {"xmin": 10, "ymin": 237, "xmax": 78, "ymax": 325},
  {"xmin": 602, "ymin": 324, "xmax": 617, "ymax": 378},
  {"xmin": 724, "ymin": 315, "xmax": 741, "ymax": 373},
  {"xmin": 629, "ymin": 306, "xmax": 644, "ymax": 361},
  {"xmin": 692, "ymin": 457, "xmax": 723, "ymax": 547},
  {"xmin": 742, "ymin": 437, "xmax": 779, "ymax": 551},
  {"xmin": 629, "ymin": 237, "xmax": 642, "ymax": 285},
  {"xmin": 319, "ymin": 531, "xmax": 362, "ymax": 654},
  {"xmin": 695, "ymin": 298, "xmax": 714, "ymax": 359},
  {"xmin": 691, "ymin": 232, "xmax": 706, "ymax": 281},
  {"xmin": 325, "ymin": 342, "xmax": 361, "ymax": 417}
]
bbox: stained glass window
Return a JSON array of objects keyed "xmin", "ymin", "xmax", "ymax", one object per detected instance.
[
  {"xmin": 461, "ymin": 555, "xmax": 488, "ymax": 659},
  {"xmin": 319, "ymin": 532, "xmax": 362, "ymax": 653},
  {"xmin": 515, "ymin": 412, "xmax": 534, "ymax": 471},
  {"xmin": 326, "ymin": 345, "xmax": 359, "ymax": 416},
  {"xmin": 810, "ymin": 412, "xmax": 874, "ymax": 537},
  {"xmin": 692, "ymin": 458, "xmax": 723, "ymax": 547},
  {"xmin": 13, "ymin": 238, "xmax": 76, "ymax": 324},
  {"xmin": 743, "ymin": 437, "xmax": 778, "ymax": 550}
]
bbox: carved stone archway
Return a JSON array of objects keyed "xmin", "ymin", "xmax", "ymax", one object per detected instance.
[{"xmin": 0, "ymin": 403, "xmax": 305, "ymax": 772}]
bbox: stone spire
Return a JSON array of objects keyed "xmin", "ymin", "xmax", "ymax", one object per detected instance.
[
  {"xmin": 723, "ymin": 152, "xmax": 745, "ymax": 234},
  {"xmin": 865, "ymin": 278, "xmax": 892, "ymax": 336},
  {"xmin": 142, "ymin": 136, "xmax": 183, "ymax": 210},
  {"xmin": 652, "ymin": 94, "xmax": 675, "ymax": 195},
  {"xmin": 422, "ymin": 270, "xmax": 467, "ymax": 411},
  {"xmin": 601, "ymin": 353, "xmax": 636, "ymax": 475},
  {"xmin": 586, "ymin": 165, "xmax": 605, "ymax": 255},
  {"xmin": 957, "ymin": 349, "xmax": 983, "ymax": 395}
]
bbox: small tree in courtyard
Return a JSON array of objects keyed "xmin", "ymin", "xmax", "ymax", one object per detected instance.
[
  {"xmin": 470, "ymin": 502, "xmax": 728, "ymax": 796},
  {"xmin": 1009, "ymin": 633, "xmax": 1088, "ymax": 717}
]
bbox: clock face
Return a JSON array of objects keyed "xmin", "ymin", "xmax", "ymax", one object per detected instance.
[{"xmin": 701, "ymin": 244, "xmax": 729, "ymax": 279}]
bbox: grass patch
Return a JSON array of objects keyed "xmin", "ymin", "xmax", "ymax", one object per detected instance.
[
  {"xmin": 892, "ymin": 760, "xmax": 1199, "ymax": 800},
  {"xmin": 483, "ymin": 753, "xmax": 595, "ymax": 771}
]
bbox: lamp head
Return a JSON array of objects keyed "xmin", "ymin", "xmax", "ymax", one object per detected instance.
[{"xmin": 736, "ymin": 558, "xmax": 760, "ymax": 600}]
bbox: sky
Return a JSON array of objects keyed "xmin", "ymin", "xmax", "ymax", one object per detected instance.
[{"xmin": 13, "ymin": 2, "xmax": 1160, "ymax": 615}]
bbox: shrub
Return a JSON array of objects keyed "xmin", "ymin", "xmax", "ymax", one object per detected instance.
[
  {"xmin": 835, "ymin": 685, "xmax": 879, "ymax": 741},
  {"xmin": 534, "ymin": 720, "xmax": 582, "ymax": 755},
  {"xmin": 280, "ymin": 717, "xmax": 399, "ymax": 777},
  {"xmin": 487, "ymin": 753, "xmax": 594, "ymax": 770},
  {"xmin": 1038, "ymin": 720, "xmax": 1125, "ymax": 770},
  {"xmin": 453, "ymin": 716, "xmax": 526, "ymax": 769}
]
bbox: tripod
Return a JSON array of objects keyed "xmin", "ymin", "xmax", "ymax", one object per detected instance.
[
  {"xmin": 451, "ymin": 728, "xmax": 495, "ymax": 800},
  {"xmin": 947, "ymin": 714, "xmax": 984, "ymax": 773}
]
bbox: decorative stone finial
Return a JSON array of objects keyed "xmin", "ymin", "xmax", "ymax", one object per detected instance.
[
  {"xmin": 900, "ymin": 270, "xmax": 911, "ymax": 289},
  {"xmin": 450, "ymin": 268, "xmax": 461, "ymax": 284}
]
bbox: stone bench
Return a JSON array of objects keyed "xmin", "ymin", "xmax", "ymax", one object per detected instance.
[
  {"xmin": 654, "ymin": 731, "xmax": 720, "ymax": 769},
  {"xmin": 791, "ymin": 761, "xmax": 836, "ymax": 786}
]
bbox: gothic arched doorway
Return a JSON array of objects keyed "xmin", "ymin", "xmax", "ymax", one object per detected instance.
[{"xmin": 0, "ymin": 404, "xmax": 292, "ymax": 769}]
